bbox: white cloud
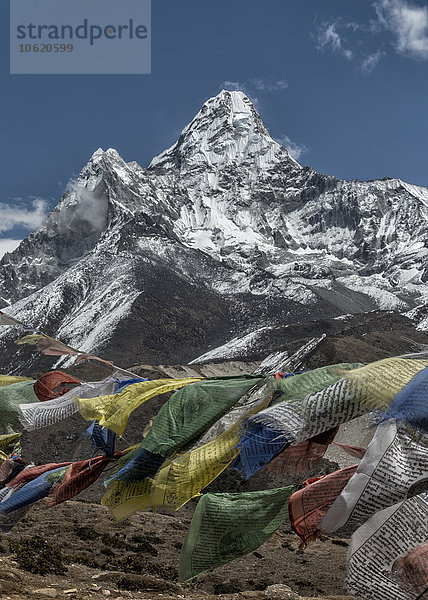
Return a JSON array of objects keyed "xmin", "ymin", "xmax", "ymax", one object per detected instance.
[
  {"xmin": 222, "ymin": 80, "xmax": 247, "ymax": 92},
  {"xmin": 220, "ymin": 80, "xmax": 245, "ymax": 92},
  {"xmin": 317, "ymin": 22, "xmax": 342, "ymax": 52},
  {"xmin": 250, "ymin": 78, "xmax": 288, "ymax": 92},
  {"xmin": 315, "ymin": 17, "xmax": 388, "ymax": 72},
  {"xmin": 374, "ymin": 0, "xmax": 428, "ymax": 59},
  {"xmin": 220, "ymin": 77, "xmax": 288, "ymax": 107},
  {"xmin": 0, "ymin": 239, "xmax": 22, "ymax": 259},
  {"xmin": 362, "ymin": 50, "xmax": 385, "ymax": 72},
  {"xmin": 315, "ymin": 2, "xmax": 428, "ymax": 70},
  {"xmin": 65, "ymin": 183, "xmax": 108, "ymax": 231},
  {"xmin": 316, "ymin": 21, "xmax": 354, "ymax": 59},
  {"xmin": 346, "ymin": 22, "xmax": 363, "ymax": 32},
  {"xmin": 275, "ymin": 135, "xmax": 307, "ymax": 161},
  {"xmin": 0, "ymin": 198, "xmax": 48, "ymax": 233}
]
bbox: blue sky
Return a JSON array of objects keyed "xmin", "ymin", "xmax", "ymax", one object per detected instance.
[{"xmin": 1, "ymin": 0, "xmax": 428, "ymax": 255}]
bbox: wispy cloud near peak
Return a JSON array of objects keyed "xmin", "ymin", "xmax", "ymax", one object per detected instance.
[
  {"xmin": 275, "ymin": 134, "xmax": 307, "ymax": 161},
  {"xmin": 251, "ymin": 78, "xmax": 288, "ymax": 92},
  {"xmin": 220, "ymin": 76, "xmax": 288, "ymax": 109}
]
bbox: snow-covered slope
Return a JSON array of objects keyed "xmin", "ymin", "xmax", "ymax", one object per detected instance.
[{"xmin": 1, "ymin": 90, "xmax": 427, "ymax": 370}]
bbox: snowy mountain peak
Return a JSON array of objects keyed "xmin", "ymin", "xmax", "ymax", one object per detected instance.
[
  {"xmin": 3, "ymin": 91, "xmax": 428, "ymax": 371},
  {"xmin": 150, "ymin": 90, "xmax": 297, "ymax": 172},
  {"xmin": 84, "ymin": 147, "xmax": 126, "ymax": 173},
  {"xmin": 91, "ymin": 147, "xmax": 105, "ymax": 159}
]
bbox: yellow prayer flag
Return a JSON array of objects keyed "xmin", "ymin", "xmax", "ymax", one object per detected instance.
[
  {"xmin": 102, "ymin": 394, "xmax": 272, "ymax": 519},
  {"xmin": 0, "ymin": 432, "xmax": 20, "ymax": 450},
  {"xmin": 0, "ymin": 375, "xmax": 32, "ymax": 388},
  {"xmin": 101, "ymin": 479, "xmax": 153, "ymax": 521},
  {"xmin": 340, "ymin": 358, "xmax": 428, "ymax": 410}
]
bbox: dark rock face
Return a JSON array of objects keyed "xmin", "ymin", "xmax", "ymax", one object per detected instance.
[{"xmin": 1, "ymin": 90, "xmax": 428, "ymax": 371}]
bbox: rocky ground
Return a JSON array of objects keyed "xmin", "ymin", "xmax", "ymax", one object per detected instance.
[{"xmin": 0, "ymin": 500, "xmax": 354, "ymax": 600}]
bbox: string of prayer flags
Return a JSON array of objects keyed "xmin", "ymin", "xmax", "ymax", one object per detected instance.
[
  {"xmin": 106, "ymin": 376, "xmax": 264, "ymax": 484},
  {"xmin": 179, "ymin": 486, "xmax": 296, "ymax": 582},
  {"xmin": 0, "ymin": 340, "xmax": 427, "ymax": 596},
  {"xmin": 18, "ymin": 374, "xmax": 119, "ymax": 431}
]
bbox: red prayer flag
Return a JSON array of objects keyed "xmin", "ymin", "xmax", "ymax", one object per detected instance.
[
  {"xmin": 7, "ymin": 462, "xmax": 72, "ymax": 488},
  {"xmin": 265, "ymin": 427, "xmax": 339, "ymax": 475},
  {"xmin": 393, "ymin": 543, "xmax": 428, "ymax": 596},
  {"xmin": 33, "ymin": 371, "xmax": 81, "ymax": 402},
  {"xmin": 46, "ymin": 455, "xmax": 111, "ymax": 506},
  {"xmin": 289, "ymin": 464, "xmax": 358, "ymax": 546}
]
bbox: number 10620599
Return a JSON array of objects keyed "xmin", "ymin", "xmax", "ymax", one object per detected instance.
[{"xmin": 19, "ymin": 43, "xmax": 73, "ymax": 52}]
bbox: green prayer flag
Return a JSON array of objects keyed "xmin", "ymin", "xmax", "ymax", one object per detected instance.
[
  {"xmin": 179, "ymin": 485, "xmax": 296, "ymax": 582},
  {"xmin": 143, "ymin": 376, "xmax": 264, "ymax": 456},
  {"xmin": 0, "ymin": 381, "xmax": 38, "ymax": 433},
  {"xmin": 124, "ymin": 377, "xmax": 264, "ymax": 466},
  {"xmin": 272, "ymin": 363, "xmax": 365, "ymax": 406}
]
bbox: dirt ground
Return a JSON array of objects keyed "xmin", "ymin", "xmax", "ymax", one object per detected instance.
[{"xmin": 0, "ymin": 499, "xmax": 354, "ymax": 600}]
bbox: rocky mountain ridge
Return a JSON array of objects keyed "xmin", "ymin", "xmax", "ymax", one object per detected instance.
[{"xmin": 0, "ymin": 90, "xmax": 427, "ymax": 371}]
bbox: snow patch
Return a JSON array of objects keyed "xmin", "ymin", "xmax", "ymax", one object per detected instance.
[{"xmin": 189, "ymin": 326, "xmax": 275, "ymax": 363}]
